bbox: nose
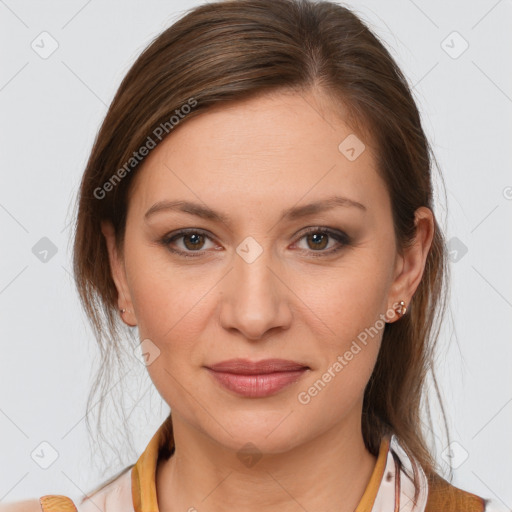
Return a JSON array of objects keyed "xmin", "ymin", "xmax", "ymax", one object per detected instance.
[{"xmin": 218, "ymin": 245, "xmax": 293, "ymax": 341}]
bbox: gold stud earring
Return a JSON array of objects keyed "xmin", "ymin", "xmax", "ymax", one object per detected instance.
[{"xmin": 395, "ymin": 300, "xmax": 407, "ymax": 318}]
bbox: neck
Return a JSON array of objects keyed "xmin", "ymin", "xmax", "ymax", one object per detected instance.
[{"xmin": 155, "ymin": 412, "xmax": 379, "ymax": 512}]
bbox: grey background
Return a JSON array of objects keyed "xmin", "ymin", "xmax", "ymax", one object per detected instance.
[{"xmin": 1, "ymin": 0, "xmax": 511, "ymax": 508}]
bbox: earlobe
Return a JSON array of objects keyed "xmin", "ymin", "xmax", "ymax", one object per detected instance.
[
  {"xmin": 100, "ymin": 220, "xmax": 137, "ymax": 327},
  {"xmin": 387, "ymin": 207, "xmax": 435, "ymax": 322}
]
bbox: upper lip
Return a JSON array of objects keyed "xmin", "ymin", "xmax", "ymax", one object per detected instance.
[{"xmin": 206, "ymin": 358, "xmax": 309, "ymax": 375}]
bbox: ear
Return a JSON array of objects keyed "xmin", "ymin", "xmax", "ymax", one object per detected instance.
[
  {"xmin": 387, "ymin": 206, "xmax": 435, "ymax": 322},
  {"xmin": 101, "ymin": 220, "xmax": 137, "ymax": 327}
]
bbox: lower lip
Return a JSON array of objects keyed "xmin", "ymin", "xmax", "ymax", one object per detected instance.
[{"xmin": 206, "ymin": 368, "xmax": 308, "ymax": 398}]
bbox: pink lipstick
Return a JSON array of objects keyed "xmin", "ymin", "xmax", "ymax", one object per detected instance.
[{"xmin": 205, "ymin": 358, "xmax": 309, "ymax": 398}]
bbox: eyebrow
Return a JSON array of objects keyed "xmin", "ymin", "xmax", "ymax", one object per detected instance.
[{"xmin": 144, "ymin": 195, "xmax": 366, "ymax": 225}]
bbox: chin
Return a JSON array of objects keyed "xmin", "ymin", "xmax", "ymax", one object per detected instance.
[{"xmin": 206, "ymin": 407, "xmax": 307, "ymax": 455}]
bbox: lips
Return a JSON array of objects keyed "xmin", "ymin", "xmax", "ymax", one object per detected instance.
[{"xmin": 205, "ymin": 358, "xmax": 309, "ymax": 398}]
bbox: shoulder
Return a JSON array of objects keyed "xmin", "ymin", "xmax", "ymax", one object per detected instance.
[
  {"xmin": 0, "ymin": 499, "xmax": 42, "ymax": 512},
  {"xmin": 426, "ymin": 472, "xmax": 488, "ymax": 512},
  {"xmin": 77, "ymin": 466, "xmax": 133, "ymax": 512},
  {"xmin": 0, "ymin": 496, "xmax": 80, "ymax": 512},
  {"xmin": 0, "ymin": 467, "xmax": 133, "ymax": 512}
]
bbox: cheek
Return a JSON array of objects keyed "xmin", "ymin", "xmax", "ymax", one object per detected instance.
[
  {"xmin": 124, "ymin": 242, "xmax": 219, "ymax": 352},
  {"xmin": 295, "ymin": 277, "xmax": 386, "ymax": 420},
  {"xmin": 309, "ymin": 252, "xmax": 392, "ymax": 347},
  {"xmin": 125, "ymin": 251, "xmax": 217, "ymax": 406},
  {"xmin": 292, "ymin": 254, "xmax": 391, "ymax": 413}
]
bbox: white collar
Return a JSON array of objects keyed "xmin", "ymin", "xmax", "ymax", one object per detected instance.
[{"xmin": 371, "ymin": 434, "xmax": 429, "ymax": 512}]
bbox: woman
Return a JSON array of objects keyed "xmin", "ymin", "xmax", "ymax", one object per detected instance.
[{"xmin": 2, "ymin": 0, "xmax": 499, "ymax": 510}]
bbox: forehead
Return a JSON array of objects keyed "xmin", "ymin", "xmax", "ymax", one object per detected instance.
[{"xmin": 127, "ymin": 90, "xmax": 388, "ymax": 221}]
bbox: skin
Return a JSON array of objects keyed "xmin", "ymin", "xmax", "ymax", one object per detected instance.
[{"xmin": 102, "ymin": 88, "xmax": 434, "ymax": 512}]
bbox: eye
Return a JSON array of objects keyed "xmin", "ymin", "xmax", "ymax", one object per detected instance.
[
  {"xmin": 161, "ymin": 229, "xmax": 217, "ymax": 257},
  {"xmin": 294, "ymin": 227, "xmax": 350, "ymax": 256}
]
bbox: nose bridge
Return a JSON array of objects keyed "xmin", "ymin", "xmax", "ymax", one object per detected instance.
[
  {"xmin": 235, "ymin": 242, "xmax": 276, "ymax": 299},
  {"xmin": 219, "ymin": 236, "xmax": 292, "ymax": 339}
]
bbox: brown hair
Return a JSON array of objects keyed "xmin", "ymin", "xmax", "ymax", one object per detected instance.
[{"xmin": 73, "ymin": 0, "xmax": 450, "ymax": 502}]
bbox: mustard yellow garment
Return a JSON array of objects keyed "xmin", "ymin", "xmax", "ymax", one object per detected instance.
[{"xmin": 130, "ymin": 414, "xmax": 390, "ymax": 512}]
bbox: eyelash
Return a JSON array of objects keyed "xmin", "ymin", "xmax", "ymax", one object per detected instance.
[{"xmin": 159, "ymin": 227, "xmax": 351, "ymax": 259}]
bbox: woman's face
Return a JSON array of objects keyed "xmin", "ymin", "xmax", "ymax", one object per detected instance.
[{"xmin": 104, "ymin": 89, "xmax": 431, "ymax": 453}]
